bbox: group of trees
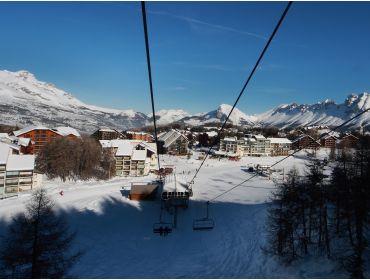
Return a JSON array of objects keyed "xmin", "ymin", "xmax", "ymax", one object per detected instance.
[
  {"xmin": 0, "ymin": 189, "xmax": 80, "ymax": 278},
  {"xmin": 36, "ymin": 136, "xmax": 115, "ymax": 181},
  {"xmin": 266, "ymin": 143, "xmax": 370, "ymax": 278}
]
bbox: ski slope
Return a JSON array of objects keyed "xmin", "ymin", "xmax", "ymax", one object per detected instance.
[{"xmin": 0, "ymin": 150, "xmax": 345, "ymax": 278}]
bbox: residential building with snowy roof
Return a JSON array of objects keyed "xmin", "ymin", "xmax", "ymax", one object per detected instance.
[
  {"xmin": 0, "ymin": 142, "xmax": 37, "ymax": 197},
  {"xmin": 158, "ymin": 129, "xmax": 189, "ymax": 155},
  {"xmin": 268, "ymin": 138, "xmax": 292, "ymax": 156},
  {"xmin": 239, "ymin": 135, "xmax": 271, "ymax": 157},
  {"xmin": 100, "ymin": 139, "xmax": 158, "ymax": 177}
]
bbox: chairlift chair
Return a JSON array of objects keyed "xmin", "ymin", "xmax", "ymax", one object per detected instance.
[
  {"xmin": 153, "ymin": 222, "xmax": 173, "ymax": 235},
  {"xmin": 193, "ymin": 201, "xmax": 215, "ymax": 231}
]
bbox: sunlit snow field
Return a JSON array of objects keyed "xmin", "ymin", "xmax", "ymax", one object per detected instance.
[{"xmin": 0, "ymin": 150, "xmax": 345, "ymax": 278}]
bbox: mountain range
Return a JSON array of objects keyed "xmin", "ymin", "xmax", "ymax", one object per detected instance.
[{"xmin": 0, "ymin": 70, "xmax": 369, "ymax": 133}]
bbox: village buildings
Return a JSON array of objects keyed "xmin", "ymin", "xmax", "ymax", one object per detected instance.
[
  {"xmin": 268, "ymin": 137, "xmax": 292, "ymax": 156},
  {"xmin": 235, "ymin": 135, "xmax": 271, "ymax": 157},
  {"xmin": 158, "ymin": 129, "xmax": 189, "ymax": 155},
  {"xmin": 126, "ymin": 131, "xmax": 153, "ymax": 142},
  {"xmin": 99, "ymin": 139, "xmax": 158, "ymax": 177},
  {"xmin": 291, "ymin": 134, "xmax": 321, "ymax": 150},
  {"xmin": 11, "ymin": 125, "xmax": 81, "ymax": 154},
  {"xmin": 91, "ymin": 127, "xmax": 125, "ymax": 140},
  {"xmin": 0, "ymin": 142, "xmax": 39, "ymax": 197}
]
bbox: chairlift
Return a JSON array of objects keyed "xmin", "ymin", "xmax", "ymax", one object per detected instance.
[
  {"xmin": 153, "ymin": 222, "xmax": 173, "ymax": 236},
  {"xmin": 193, "ymin": 201, "xmax": 215, "ymax": 231}
]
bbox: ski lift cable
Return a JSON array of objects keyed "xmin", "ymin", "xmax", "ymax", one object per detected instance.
[
  {"xmin": 141, "ymin": 1, "xmax": 161, "ymax": 176},
  {"xmin": 207, "ymin": 107, "xmax": 370, "ymax": 203},
  {"xmin": 188, "ymin": 1, "xmax": 293, "ymax": 190}
]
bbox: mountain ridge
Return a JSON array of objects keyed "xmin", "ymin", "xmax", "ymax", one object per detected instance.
[{"xmin": 0, "ymin": 70, "xmax": 369, "ymax": 132}]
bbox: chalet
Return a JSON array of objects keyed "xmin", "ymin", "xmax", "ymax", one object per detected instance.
[
  {"xmin": 292, "ymin": 134, "xmax": 321, "ymax": 150},
  {"xmin": 158, "ymin": 130, "xmax": 189, "ymax": 155},
  {"xmin": 91, "ymin": 127, "xmax": 125, "ymax": 140},
  {"xmin": 54, "ymin": 126, "xmax": 81, "ymax": 139},
  {"xmin": 339, "ymin": 133, "xmax": 359, "ymax": 148},
  {"xmin": 268, "ymin": 138, "xmax": 292, "ymax": 156},
  {"xmin": 320, "ymin": 134, "xmax": 337, "ymax": 149}
]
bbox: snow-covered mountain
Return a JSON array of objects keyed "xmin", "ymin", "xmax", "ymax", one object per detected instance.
[
  {"xmin": 179, "ymin": 104, "xmax": 258, "ymax": 127},
  {"xmin": 256, "ymin": 93, "xmax": 370, "ymax": 130},
  {"xmin": 0, "ymin": 70, "xmax": 149, "ymax": 132},
  {"xmin": 0, "ymin": 70, "xmax": 368, "ymax": 132},
  {"xmin": 148, "ymin": 109, "xmax": 190, "ymax": 125}
]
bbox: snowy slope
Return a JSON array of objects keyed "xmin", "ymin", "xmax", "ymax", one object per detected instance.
[
  {"xmin": 256, "ymin": 93, "xmax": 370, "ymax": 130},
  {"xmin": 1, "ymin": 70, "xmax": 368, "ymax": 132},
  {"xmin": 0, "ymin": 150, "xmax": 347, "ymax": 278},
  {"xmin": 0, "ymin": 70, "xmax": 149, "ymax": 133},
  {"xmin": 179, "ymin": 104, "xmax": 258, "ymax": 127},
  {"xmin": 148, "ymin": 109, "xmax": 190, "ymax": 125}
]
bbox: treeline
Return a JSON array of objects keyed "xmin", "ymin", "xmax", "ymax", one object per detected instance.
[
  {"xmin": 36, "ymin": 136, "xmax": 115, "ymax": 181},
  {"xmin": 266, "ymin": 143, "xmax": 370, "ymax": 278}
]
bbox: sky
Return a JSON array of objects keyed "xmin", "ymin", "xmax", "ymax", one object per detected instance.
[{"xmin": 0, "ymin": 1, "xmax": 369, "ymax": 115}]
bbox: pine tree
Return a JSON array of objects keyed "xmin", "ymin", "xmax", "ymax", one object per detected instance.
[{"xmin": 0, "ymin": 189, "xmax": 81, "ymax": 278}]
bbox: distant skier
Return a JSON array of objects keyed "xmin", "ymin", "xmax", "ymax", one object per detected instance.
[{"xmin": 59, "ymin": 190, "xmax": 64, "ymax": 196}]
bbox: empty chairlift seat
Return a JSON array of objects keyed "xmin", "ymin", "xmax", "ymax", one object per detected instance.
[{"xmin": 193, "ymin": 218, "xmax": 215, "ymax": 231}]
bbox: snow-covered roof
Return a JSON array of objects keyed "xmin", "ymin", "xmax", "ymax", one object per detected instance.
[
  {"xmin": 254, "ymin": 135, "xmax": 266, "ymax": 140},
  {"xmin": 18, "ymin": 137, "xmax": 31, "ymax": 146},
  {"xmin": 98, "ymin": 127, "xmax": 116, "ymax": 132},
  {"xmin": 99, "ymin": 139, "xmax": 131, "ymax": 148},
  {"xmin": 137, "ymin": 142, "xmax": 157, "ymax": 154},
  {"xmin": 116, "ymin": 144, "xmax": 133, "ymax": 156},
  {"xmin": 13, "ymin": 125, "xmax": 54, "ymax": 137},
  {"xmin": 206, "ymin": 131, "xmax": 218, "ymax": 137},
  {"xmin": 0, "ymin": 133, "xmax": 12, "ymax": 140},
  {"xmin": 223, "ymin": 137, "xmax": 237, "ymax": 142},
  {"xmin": 6, "ymin": 154, "xmax": 35, "ymax": 171},
  {"xmin": 54, "ymin": 126, "xmax": 81, "ymax": 137},
  {"xmin": 132, "ymin": 150, "xmax": 147, "ymax": 161},
  {"xmin": 268, "ymin": 138, "xmax": 292, "ymax": 144},
  {"xmin": 0, "ymin": 142, "xmax": 10, "ymax": 164}
]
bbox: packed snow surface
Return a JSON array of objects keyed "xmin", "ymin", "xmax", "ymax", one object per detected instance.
[{"xmin": 0, "ymin": 150, "xmax": 346, "ymax": 278}]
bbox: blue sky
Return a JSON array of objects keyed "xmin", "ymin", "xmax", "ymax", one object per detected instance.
[{"xmin": 0, "ymin": 1, "xmax": 369, "ymax": 115}]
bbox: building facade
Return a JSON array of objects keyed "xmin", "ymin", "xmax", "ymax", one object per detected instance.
[{"xmin": 268, "ymin": 138, "xmax": 292, "ymax": 156}]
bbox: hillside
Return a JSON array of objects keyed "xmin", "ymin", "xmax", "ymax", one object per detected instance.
[
  {"xmin": 0, "ymin": 70, "xmax": 149, "ymax": 133},
  {"xmin": 0, "ymin": 69, "xmax": 369, "ymax": 132}
]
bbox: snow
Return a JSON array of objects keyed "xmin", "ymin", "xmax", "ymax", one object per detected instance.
[
  {"xmin": 0, "ymin": 142, "xmax": 10, "ymax": 164},
  {"xmin": 13, "ymin": 125, "xmax": 51, "ymax": 137},
  {"xmin": 131, "ymin": 150, "xmax": 146, "ymax": 161},
  {"xmin": 0, "ymin": 149, "xmax": 345, "ymax": 278},
  {"xmin": 268, "ymin": 137, "xmax": 292, "ymax": 144},
  {"xmin": 153, "ymin": 109, "xmax": 190, "ymax": 125},
  {"xmin": 17, "ymin": 137, "xmax": 31, "ymax": 146},
  {"xmin": 6, "ymin": 154, "xmax": 35, "ymax": 171},
  {"xmin": 115, "ymin": 143, "xmax": 133, "ymax": 156},
  {"xmin": 54, "ymin": 126, "xmax": 81, "ymax": 137}
]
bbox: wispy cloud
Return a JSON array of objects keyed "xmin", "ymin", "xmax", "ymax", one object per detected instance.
[
  {"xmin": 147, "ymin": 9, "xmax": 267, "ymax": 41},
  {"xmin": 164, "ymin": 86, "xmax": 187, "ymax": 91},
  {"xmin": 174, "ymin": 61, "xmax": 234, "ymax": 72}
]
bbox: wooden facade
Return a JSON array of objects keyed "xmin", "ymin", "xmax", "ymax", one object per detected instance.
[
  {"xmin": 292, "ymin": 135, "xmax": 321, "ymax": 150},
  {"xmin": 320, "ymin": 135, "xmax": 337, "ymax": 149},
  {"xmin": 14, "ymin": 128, "xmax": 60, "ymax": 153},
  {"xmin": 92, "ymin": 128, "xmax": 124, "ymax": 140},
  {"xmin": 339, "ymin": 134, "xmax": 359, "ymax": 148},
  {"xmin": 127, "ymin": 132, "xmax": 153, "ymax": 142}
]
